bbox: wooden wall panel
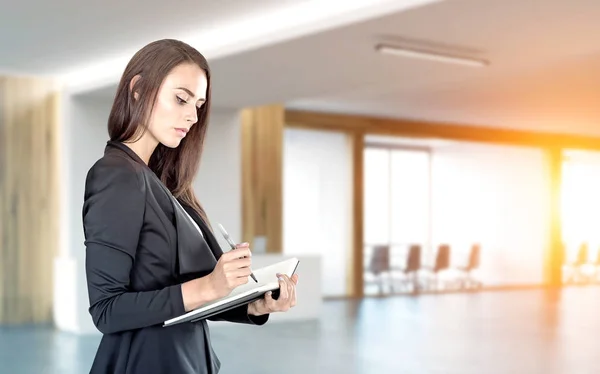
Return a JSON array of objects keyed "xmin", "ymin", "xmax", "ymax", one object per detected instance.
[
  {"xmin": 241, "ymin": 104, "xmax": 284, "ymax": 253},
  {"xmin": 544, "ymin": 148, "xmax": 565, "ymax": 286},
  {"xmin": 0, "ymin": 76, "xmax": 60, "ymax": 324},
  {"xmin": 286, "ymin": 109, "xmax": 600, "ymax": 150},
  {"xmin": 349, "ymin": 132, "xmax": 364, "ymax": 297}
]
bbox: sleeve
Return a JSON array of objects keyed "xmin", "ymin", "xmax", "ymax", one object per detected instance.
[
  {"xmin": 207, "ymin": 305, "xmax": 269, "ymax": 325},
  {"xmin": 83, "ymin": 160, "xmax": 185, "ymax": 334}
]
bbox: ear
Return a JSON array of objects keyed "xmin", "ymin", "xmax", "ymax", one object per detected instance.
[{"xmin": 129, "ymin": 74, "xmax": 142, "ymax": 100}]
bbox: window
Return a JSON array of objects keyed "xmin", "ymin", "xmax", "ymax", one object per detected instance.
[{"xmin": 363, "ymin": 145, "xmax": 430, "ymax": 295}]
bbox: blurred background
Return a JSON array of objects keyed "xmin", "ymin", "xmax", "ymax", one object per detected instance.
[{"xmin": 2, "ymin": 0, "xmax": 600, "ymax": 373}]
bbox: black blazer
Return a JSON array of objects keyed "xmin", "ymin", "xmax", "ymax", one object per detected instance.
[{"xmin": 83, "ymin": 141, "xmax": 268, "ymax": 374}]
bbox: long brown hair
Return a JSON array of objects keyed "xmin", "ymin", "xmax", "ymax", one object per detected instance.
[{"xmin": 107, "ymin": 39, "xmax": 211, "ymax": 226}]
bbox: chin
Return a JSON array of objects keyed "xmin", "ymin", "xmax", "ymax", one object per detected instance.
[{"xmin": 160, "ymin": 137, "xmax": 183, "ymax": 149}]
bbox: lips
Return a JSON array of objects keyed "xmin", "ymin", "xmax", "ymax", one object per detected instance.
[{"xmin": 175, "ymin": 128, "xmax": 189, "ymax": 138}]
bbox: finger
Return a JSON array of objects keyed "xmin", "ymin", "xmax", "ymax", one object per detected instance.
[
  {"xmin": 291, "ymin": 274, "xmax": 299, "ymax": 285},
  {"xmin": 230, "ymin": 257, "xmax": 252, "ymax": 268},
  {"xmin": 284, "ymin": 276, "xmax": 294, "ymax": 304},
  {"xmin": 235, "ymin": 242, "xmax": 249, "ymax": 249},
  {"xmin": 265, "ymin": 291, "xmax": 279, "ymax": 312},
  {"xmin": 290, "ymin": 281, "xmax": 297, "ymax": 307},
  {"xmin": 265, "ymin": 291, "xmax": 274, "ymax": 303},
  {"xmin": 223, "ymin": 247, "xmax": 251, "ymax": 260},
  {"xmin": 232, "ymin": 267, "xmax": 253, "ymax": 278},
  {"xmin": 280, "ymin": 274, "xmax": 292, "ymax": 286},
  {"xmin": 280, "ymin": 275, "xmax": 295, "ymax": 308},
  {"xmin": 223, "ymin": 257, "xmax": 252, "ymax": 271},
  {"xmin": 234, "ymin": 247, "xmax": 252, "ymax": 258},
  {"xmin": 277, "ymin": 274, "xmax": 289, "ymax": 300}
]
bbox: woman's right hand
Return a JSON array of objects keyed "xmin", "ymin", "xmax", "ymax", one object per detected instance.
[{"xmin": 208, "ymin": 244, "xmax": 253, "ymax": 299}]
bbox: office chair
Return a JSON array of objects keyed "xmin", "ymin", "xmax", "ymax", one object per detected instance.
[
  {"xmin": 423, "ymin": 244, "xmax": 451, "ymax": 291},
  {"xmin": 456, "ymin": 243, "xmax": 482, "ymax": 289},
  {"xmin": 564, "ymin": 242, "xmax": 589, "ymax": 284},
  {"xmin": 367, "ymin": 245, "xmax": 392, "ymax": 294},
  {"xmin": 396, "ymin": 244, "xmax": 422, "ymax": 293}
]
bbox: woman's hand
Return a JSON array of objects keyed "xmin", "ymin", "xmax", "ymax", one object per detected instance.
[
  {"xmin": 182, "ymin": 243, "xmax": 253, "ymax": 312},
  {"xmin": 248, "ymin": 273, "xmax": 299, "ymax": 316},
  {"xmin": 207, "ymin": 243, "xmax": 253, "ymax": 299}
]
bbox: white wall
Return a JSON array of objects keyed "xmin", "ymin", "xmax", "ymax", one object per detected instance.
[
  {"xmin": 282, "ymin": 128, "xmax": 353, "ymax": 297},
  {"xmin": 55, "ymin": 94, "xmax": 112, "ymax": 334},
  {"xmin": 194, "ymin": 110, "xmax": 242, "ymax": 248},
  {"xmin": 54, "ymin": 92, "xmax": 245, "ymax": 334}
]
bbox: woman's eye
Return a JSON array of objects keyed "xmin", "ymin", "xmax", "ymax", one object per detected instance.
[{"xmin": 176, "ymin": 96, "xmax": 188, "ymax": 104}]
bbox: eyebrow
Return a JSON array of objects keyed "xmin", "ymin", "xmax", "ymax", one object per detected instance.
[{"xmin": 176, "ymin": 87, "xmax": 206, "ymax": 102}]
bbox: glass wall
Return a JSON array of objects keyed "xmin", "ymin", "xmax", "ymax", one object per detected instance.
[
  {"xmin": 561, "ymin": 149, "xmax": 600, "ymax": 283},
  {"xmin": 430, "ymin": 142, "xmax": 549, "ymax": 287},
  {"xmin": 363, "ymin": 136, "xmax": 549, "ymax": 295},
  {"xmin": 363, "ymin": 145, "xmax": 430, "ymax": 295},
  {"xmin": 283, "ymin": 131, "xmax": 600, "ymax": 296}
]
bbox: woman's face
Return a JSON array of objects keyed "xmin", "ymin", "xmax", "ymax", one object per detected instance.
[{"xmin": 145, "ymin": 62, "xmax": 208, "ymax": 148}]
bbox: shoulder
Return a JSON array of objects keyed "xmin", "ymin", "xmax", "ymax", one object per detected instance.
[{"xmin": 84, "ymin": 153, "xmax": 147, "ymax": 198}]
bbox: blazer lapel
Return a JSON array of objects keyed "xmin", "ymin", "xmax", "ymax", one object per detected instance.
[
  {"xmin": 169, "ymin": 196, "xmax": 219, "ymax": 279},
  {"xmin": 180, "ymin": 204, "xmax": 225, "ymax": 261}
]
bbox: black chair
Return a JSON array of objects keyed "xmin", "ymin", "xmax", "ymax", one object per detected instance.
[{"xmin": 366, "ymin": 245, "xmax": 392, "ymax": 294}]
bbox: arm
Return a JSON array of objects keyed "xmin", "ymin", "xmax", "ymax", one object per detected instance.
[
  {"xmin": 83, "ymin": 160, "xmax": 214, "ymax": 334},
  {"xmin": 85, "ymin": 243, "xmax": 186, "ymax": 334}
]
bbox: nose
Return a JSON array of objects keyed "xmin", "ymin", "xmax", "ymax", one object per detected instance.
[{"xmin": 186, "ymin": 107, "xmax": 198, "ymax": 124}]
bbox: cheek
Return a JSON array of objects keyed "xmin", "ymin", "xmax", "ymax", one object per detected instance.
[{"xmin": 149, "ymin": 97, "xmax": 178, "ymax": 132}]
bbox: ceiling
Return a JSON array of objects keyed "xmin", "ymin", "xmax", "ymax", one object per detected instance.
[
  {"xmin": 210, "ymin": 0, "xmax": 600, "ymax": 136},
  {"xmin": 0, "ymin": 0, "xmax": 288, "ymax": 76},
  {"xmin": 4, "ymin": 0, "xmax": 600, "ymax": 136}
]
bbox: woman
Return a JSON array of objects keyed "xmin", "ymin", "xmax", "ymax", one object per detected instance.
[{"xmin": 83, "ymin": 39, "xmax": 298, "ymax": 374}]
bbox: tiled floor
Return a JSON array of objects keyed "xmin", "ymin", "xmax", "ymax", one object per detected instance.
[{"xmin": 2, "ymin": 287, "xmax": 600, "ymax": 373}]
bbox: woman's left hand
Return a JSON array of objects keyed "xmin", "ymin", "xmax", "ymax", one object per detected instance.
[{"xmin": 248, "ymin": 273, "xmax": 299, "ymax": 316}]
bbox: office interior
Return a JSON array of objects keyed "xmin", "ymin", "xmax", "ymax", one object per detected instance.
[{"xmin": 3, "ymin": 1, "xmax": 600, "ymax": 373}]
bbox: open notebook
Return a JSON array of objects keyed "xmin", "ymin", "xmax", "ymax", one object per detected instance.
[{"xmin": 163, "ymin": 257, "xmax": 300, "ymax": 327}]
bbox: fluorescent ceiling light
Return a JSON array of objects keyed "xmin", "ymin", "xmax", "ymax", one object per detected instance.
[{"xmin": 376, "ymin": 44, "xmax": 489, "ymax": 67}]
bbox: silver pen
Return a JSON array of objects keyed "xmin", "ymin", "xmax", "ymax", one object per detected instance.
[{"xmin": 217, "ymin": 223, "xmax": 258, "ymax": 283}]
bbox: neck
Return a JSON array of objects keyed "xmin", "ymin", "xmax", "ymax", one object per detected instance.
[{"xmin": 123, "ymin": 133, "xmax": 158, "ymax": 165}]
